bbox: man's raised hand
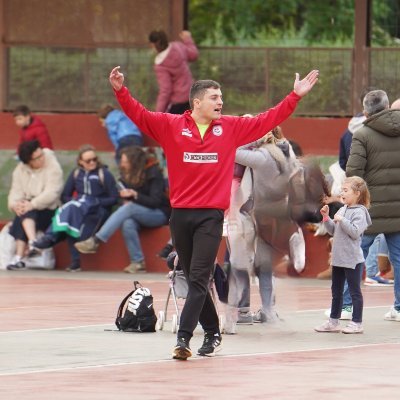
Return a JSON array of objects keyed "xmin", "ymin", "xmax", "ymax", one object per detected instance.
[
  {"xmin": 293, "ymin": 70, "xmax": 319, "ymax": 97},
  {"xmin": 109, "ymin": 66, "xmax": 124, "ymax": 91}
]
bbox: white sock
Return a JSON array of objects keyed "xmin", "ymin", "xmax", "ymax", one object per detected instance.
[{"xmin": 13, "ymin": 255, "xmax": 22, "ymax": 263}]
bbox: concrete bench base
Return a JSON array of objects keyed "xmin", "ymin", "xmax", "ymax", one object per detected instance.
[
  {"xmin": 1, "ymin": 221, "xmax": 330, "ymax": 276},
  {"xmin": 54, "ymin": 226, "xmax": 172, "ymax": 273}
]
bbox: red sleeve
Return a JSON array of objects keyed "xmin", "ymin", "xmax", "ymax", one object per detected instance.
[
  {"xmin": 232, "ymin": 91, "xmax": 301, "ymax": 147},
  {"xmin": 114, "ymin": 86, "xmax": 169, "ymax": 146}
]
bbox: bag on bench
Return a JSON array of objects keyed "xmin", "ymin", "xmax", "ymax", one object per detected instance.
[{"xmin": 115, "ymin": 281, "xmax": 157, "ymax": 332}]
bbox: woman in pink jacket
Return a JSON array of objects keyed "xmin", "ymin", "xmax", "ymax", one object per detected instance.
[{"xmin": 149, "ymin": 30, "xmax": 199, "ymax": 114}]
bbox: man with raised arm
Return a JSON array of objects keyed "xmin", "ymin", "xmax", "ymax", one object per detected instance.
[{"xmin": 109, "ymin": 66, "xmax": 319, "ymax": 360}]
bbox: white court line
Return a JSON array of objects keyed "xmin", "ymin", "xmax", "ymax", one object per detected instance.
[
  {"xmin": 0, "ymin": 341, "xmax": 399, "ymax": 378},
  {"xmin": 0, "ymin": 323, "xmax": 114, "ymax": 334},
  {"xmin": 295, "ymin": 305, "xmax": 391, "ymax": 313},
  {"xmin": 0, "ymin": 304, "xmax": 392, "ymax": 334}
]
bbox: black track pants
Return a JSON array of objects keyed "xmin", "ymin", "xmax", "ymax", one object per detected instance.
[{"xmin": 170, "ymin": 208, "xmax": 223, "ymax": 340}]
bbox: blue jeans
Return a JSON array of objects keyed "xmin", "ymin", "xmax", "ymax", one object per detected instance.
[
  {"xmin": 95, "ymin": 202, "xmax": 168, "ymax": 262},
  {"xmin": 365, "ymin": 234, "xmax": 383, "ymax": 278},
  {"xmin": 227, "ymin": 236, "xmax": 274, "ymax": 314},
  {"xmin": 254, "ymin": 238, "xmax": 274, "ymax": 313},
  {"xmin": 343, "ymin": 232, "xmax": 400, "ymax": 310}
]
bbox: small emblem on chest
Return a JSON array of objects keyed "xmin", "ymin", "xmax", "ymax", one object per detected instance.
[{"xmin": 212, "ymin": 125, "xmax": 223, "ymax": 136}]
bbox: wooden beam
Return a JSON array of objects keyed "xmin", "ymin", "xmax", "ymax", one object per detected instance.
[
  {"xmin": 0, "ymin": 0, "xmax": 7, "ymax": 110},
  {"xmin": 353, "ymin": 0, "xmax": 372, "ymax": 114},
  {"xmin": 170, "ymin": 0, "xmax": 184, "ymax": 40}
]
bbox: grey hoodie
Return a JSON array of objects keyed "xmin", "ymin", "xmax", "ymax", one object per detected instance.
[{"xmin": 324, "ymin": 204, "xmax": 372, "ymax": 269}]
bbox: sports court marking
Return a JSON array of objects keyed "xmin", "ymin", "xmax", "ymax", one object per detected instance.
[
  {"xmin": 0, "ymin": 342, "xmax": 398, "ymax": 377},
  {"xmin": 0, "ymin": 304, "xmax": 393, "ymax": 334},
  {"xmin": 0, "ymin": 323, "xmax": 114, "ymax": 334},
  {"xmin": 295, "ymin": 304, "xmax": 390, "ymax": 313}
]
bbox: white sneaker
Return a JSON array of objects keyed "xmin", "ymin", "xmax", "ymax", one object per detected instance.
[
  {"xmin": 384, "ymin": 307, "xmax": 400, "ymax": 322},
  {"xmin": 342, "ymin": 321, "xmax": 363, "ymax": 334},
  {"xmin": 324, "ymin": 306, "xmax": 352, "ymax": 320},
  {"xmin": 314, "ymin": 319, "xmax": 341, "ymax": 333}
]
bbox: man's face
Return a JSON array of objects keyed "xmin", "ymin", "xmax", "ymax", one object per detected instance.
[
  {"xmin": 195, "ymin": 88, "xmax": 223, "ymax": 121},
  {"xmin": 14, "ymin": 115, "xmax": 30, "ymax": 128},
  {"xmin": 28, "ymin": 148, "xmax": 45, "ymax": 170}
]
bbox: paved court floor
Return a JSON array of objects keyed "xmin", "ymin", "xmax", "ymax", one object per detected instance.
[{"xmin": 0, "ymin": 269, "xmax": 399, "ymax": 399}]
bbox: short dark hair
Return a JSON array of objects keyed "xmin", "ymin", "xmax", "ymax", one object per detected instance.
[
  {"xmin": 148, "ymin": 30, "xmax": 169, "ymax": 52},
  {"xmin": 97, "ymin": 104, "xmax": 115, "ymax": 119},
  {"xmin": 18, "ymin": 140, "xmax": 41, "ymax": 164},
  {"xmin": 13, "ymin": 105, "xmax": 31, "ymax": 117},
  {"xmin": 189, "ymin": 80, "xmax": 221, "ymax": 109}
]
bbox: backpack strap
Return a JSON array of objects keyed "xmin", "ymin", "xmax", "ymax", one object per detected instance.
[
  {"xmin": 98, "ymin": 167, "xmax": 105, "ymax": 185},
  {"xmin": 73, "ymin": 167, "xmax": 105, "ymax": 185},
  {"xmin": 115, "ymin": 289, "xmax": 135, "ymax": 330},
  {"xmin": 115, "ymin": 281, "xmax": 143, "ymax": 329}
]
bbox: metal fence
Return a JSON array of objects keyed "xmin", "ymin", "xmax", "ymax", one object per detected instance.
[{"xmin": 5, "ymin": 46, "xmax": 400, "ymax": 116}]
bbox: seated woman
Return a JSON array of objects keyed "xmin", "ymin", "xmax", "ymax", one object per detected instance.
[
  {"xmin": 75, "ymin": 146, "xmax": 170, "ymax": 273},
  {"xmin": 33, "ymin": 145, "xmax": 119, "ymax": 271},
  {"xmin": 7, "ymin": 140, "xmax": 64, "ymax": 270}
]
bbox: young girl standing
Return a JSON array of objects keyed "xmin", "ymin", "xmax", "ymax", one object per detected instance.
[{"xmin": 315, "ymin": 176, "xmax": 371, "ymax": 334}]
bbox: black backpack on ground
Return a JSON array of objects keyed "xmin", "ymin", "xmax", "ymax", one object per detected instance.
[{"xmin": 115, "ymin": 281, "xmax": 157, "ymax": 332}]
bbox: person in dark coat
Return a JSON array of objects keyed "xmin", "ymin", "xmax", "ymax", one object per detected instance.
[{"xmin": 345, "ymin": 89, "xmax": 400, "ymax": 321}]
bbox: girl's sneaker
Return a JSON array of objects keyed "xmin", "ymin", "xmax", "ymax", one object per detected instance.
[
  {"xmin": 342, "ymin": 321, "xmax": 363, "ymax": 334},
  {"xmin": 314, "ymin": 319, "xmax": 341, "ymax": 333}
]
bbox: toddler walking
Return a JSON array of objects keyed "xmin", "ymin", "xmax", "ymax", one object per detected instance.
[{"xmin": 315, "ymin": 176, "xmax": 371, "ymax": 334}]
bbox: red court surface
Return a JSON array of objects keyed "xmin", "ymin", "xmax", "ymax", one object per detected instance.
[{"xmin": 1, "ymin": 270, "xmax": 399, "ymax": 399}]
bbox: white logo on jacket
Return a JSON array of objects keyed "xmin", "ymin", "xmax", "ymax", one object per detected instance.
[
  {"xmin": 183, "ymin": 152, "xmax": 218, "ymax": 163},
  {"xmin": 181, "ymin": 128, "xmax": 192, "ymax": 137},
  {"xmin": 212, "ymin": 126, "xmax": 223, "ymax": 136}
]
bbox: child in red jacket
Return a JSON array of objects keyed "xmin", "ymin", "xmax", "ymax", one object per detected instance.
[{"xmin": 13, "ymin": 105, "xmax": 53, "ymax": 150}]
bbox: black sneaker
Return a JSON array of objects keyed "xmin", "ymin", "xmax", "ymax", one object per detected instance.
[
  {"xmin": 159, "ymin": 243, "xmax": 174, "ymax": 260},
  {"xmin": 27, "ymin": 248, "xmax": 41, "ymax": 257},
  {"xmin": 197, "ymin": 333, "xmax": 222, "ymax": 357},
  {"xmin": 65, "ymin": 262, "xmax": 81, "ymax": 272},
  {"xmin": 7, "ymin": 261, "xmax": 26, "ymax": 271},
  {"xmin": 172, "ymin": 337, "xmax": 192, "ymax": 360},
  {"xmin": 33, "ymin": 235, "xmax": 56, "ymax": 249}
]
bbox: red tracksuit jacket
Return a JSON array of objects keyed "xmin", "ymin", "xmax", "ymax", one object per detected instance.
[{"xmin": 115, "ymin": 86, "xmax": 301, "ymax": 210}]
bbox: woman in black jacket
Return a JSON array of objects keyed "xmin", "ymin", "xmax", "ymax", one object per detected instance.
[{"xmin": 75, "ymin": 146, "xmax": 170, "ymax": 273}]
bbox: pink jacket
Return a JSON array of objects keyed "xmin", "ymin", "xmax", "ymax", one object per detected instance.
[{"xmin": 154, "ymin": 37, "xmax": 199, "ymax": 112}]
